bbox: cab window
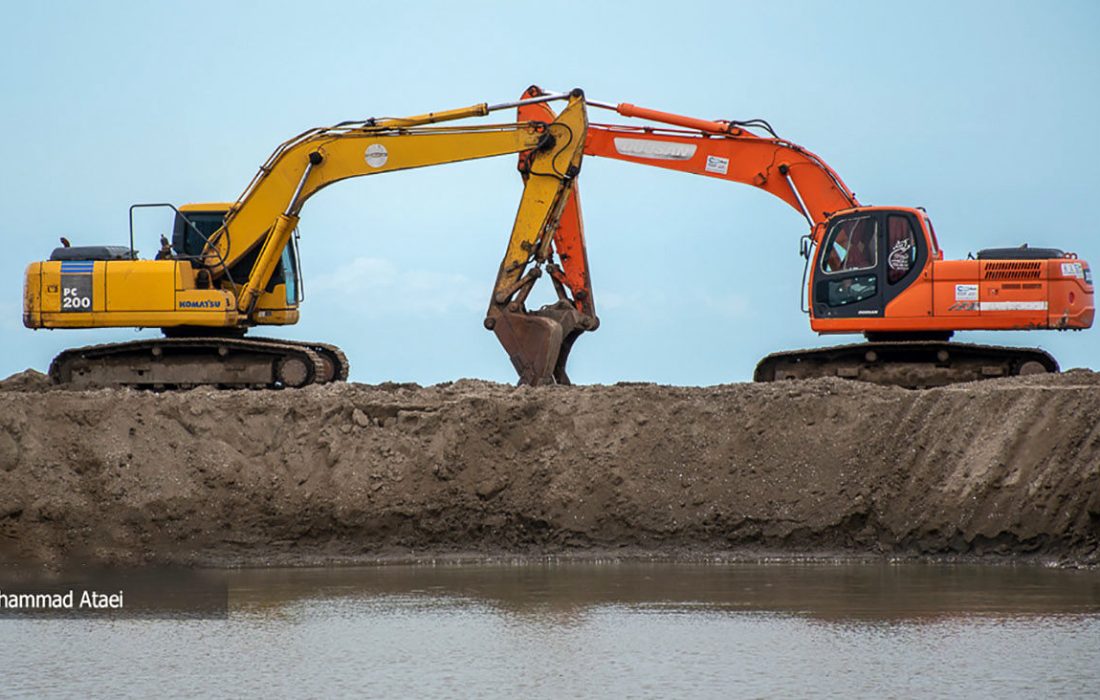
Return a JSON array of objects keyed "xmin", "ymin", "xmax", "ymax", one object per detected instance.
[
  {"xmin": 886, "ymin": 215, "xmax": 917, "ymax": 284},
  {"xmin": 173, "ymin": 211, "xmax": 225, "ymax": 258},
  {"xmin": 923, "ymin": 217, "xmax": 940, "ymax": 255},
  {"xmin": 822, "ymin": 216, "xmax": 878, "ymax": 273},
  {"xmin": 827, "ymin": 275, "xmax": 877, "ymax": 306},
  {"xmin": 281, "ymin": 244, "xmax": 300, "ymax": 304}
]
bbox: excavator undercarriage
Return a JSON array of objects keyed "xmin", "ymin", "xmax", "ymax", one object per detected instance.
[
  {"xmin": 754, "ymin": 341, "xmax": 1057, "ymax": 388},
  {"xmin": 49, "ymin": 336, "xmax": 350, "ymax": 389}
]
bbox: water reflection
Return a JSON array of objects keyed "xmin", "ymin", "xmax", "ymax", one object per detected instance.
[
  {"xmin": 228, "ymin": 561, "xmax": 1100, "ymax": 623},
  {"xmin": 2, "ymin": 563, "xmax": 1098, "ymax": 698}
]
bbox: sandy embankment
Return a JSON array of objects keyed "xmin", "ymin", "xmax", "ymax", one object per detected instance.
[{"xmin": 0, "ymin": 370, "xmax": 1097, "ymax": 567}]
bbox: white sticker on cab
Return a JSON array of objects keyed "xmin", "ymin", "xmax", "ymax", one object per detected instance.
[
  {"xmin": 1061, "ymin": 262, "xmax": 1084, "ymax": 279},
  {"xmin": 955, "ymin": 284, "xmax": 979, "ymax": 301}
]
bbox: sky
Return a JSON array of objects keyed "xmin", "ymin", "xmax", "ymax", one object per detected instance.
[{"xmin": 1, "ymin": 0, "xmax": 1097, "ymax": 385}]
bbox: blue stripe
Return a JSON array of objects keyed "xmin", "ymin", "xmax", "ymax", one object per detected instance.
[{"xmin": 60, "ymin": 262, "xmax": 95, "ymax": 273}]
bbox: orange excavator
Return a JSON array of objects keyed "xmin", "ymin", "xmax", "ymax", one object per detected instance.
[{"xmin": 513, "ymin": 86, "xmax": 1094, "ymax": 386}]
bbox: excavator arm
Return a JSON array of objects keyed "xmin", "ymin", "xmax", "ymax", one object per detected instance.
[
  {"xmin": 518, "ymin": 85, "xmax": 860, "ymax": 244},
  {"xmin": 486, "ymin": 91, "xmax": 591, "ymax": 385},
  {"xmin": 202, "ymin": 91, "xmax": 582, "ymax": 317},
  {"xmin": 215, "ymin": 89, "xmax": 593, "ymax": 384}
]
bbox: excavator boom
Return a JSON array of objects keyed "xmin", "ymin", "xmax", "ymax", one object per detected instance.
[{"xmin": 519, "ymin": 86, "xmax": 858, "ymax": 229}]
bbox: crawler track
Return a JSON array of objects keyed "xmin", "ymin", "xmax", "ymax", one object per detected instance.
[
  {"xmin": 48, "ymin": 336, "xmax": 350, "ymax": 389},
  {"xmin": 246, "ymin": 338, "xmax": 350, "ymax": 383},
  {"xmin": 754, "ymin": 341, "xmax": 1058, "ymax": 388}
]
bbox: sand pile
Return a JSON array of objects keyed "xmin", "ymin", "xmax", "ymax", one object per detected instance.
[{"xmin": 1, "ymin": 371, "xmax": 1097, "ymax": 567}]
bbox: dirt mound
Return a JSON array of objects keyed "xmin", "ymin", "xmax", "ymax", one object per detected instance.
[
  {"xmin": 0, "ymin": 369, "xmax": 50, "ymax": 393},
  {"xmin": 0, "ymin": 372, "xmax": 1098, "ymax": 567}
]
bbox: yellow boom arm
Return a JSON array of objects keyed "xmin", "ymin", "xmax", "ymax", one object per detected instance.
[{"xmin": 206, "ymin": 92, "xmax": 585, "ymax": 316}]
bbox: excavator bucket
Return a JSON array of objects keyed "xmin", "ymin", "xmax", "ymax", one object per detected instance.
[{"xmin": 487, "ymin": 302, "xmax": 586, "ymax": 386}]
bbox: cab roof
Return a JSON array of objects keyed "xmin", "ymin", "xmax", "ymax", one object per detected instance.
[{"xmin": 179, "ymin": 202, "xmax": 233, "ymax": 212}]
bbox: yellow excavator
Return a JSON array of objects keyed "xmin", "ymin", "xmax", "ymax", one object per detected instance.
[{"xmin": 23, "ymin": 90, "xmax": 591, "ymax": 388}]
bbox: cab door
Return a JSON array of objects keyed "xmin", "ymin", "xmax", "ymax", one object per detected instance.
[{"xmin": 812, "ymin": 213, "xmax": 885, "ymax": 319}]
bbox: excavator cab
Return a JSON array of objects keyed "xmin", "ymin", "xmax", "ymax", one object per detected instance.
[
  {"xmin": 172, "ymin": 205, "xmax": 302, "ymax": 316},
  {"xmin": 811, "ymin": 207, "xmax": 929, "ymax": 320}
]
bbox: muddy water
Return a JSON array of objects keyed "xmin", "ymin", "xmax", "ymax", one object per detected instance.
[{"xmin": 3, "ymin": 562, "xmax": 1099, "ymax": 698}]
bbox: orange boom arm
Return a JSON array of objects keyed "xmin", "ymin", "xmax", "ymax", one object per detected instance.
[{"xmin": 518, "ymin": 85, "xmax": 859, "ymax": 241}]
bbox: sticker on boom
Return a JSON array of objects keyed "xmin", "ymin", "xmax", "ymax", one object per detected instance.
[
  {"xmin": 612, "ymin": 138, "xmax": 696, "ymax": 161},
  {"xmin": 704, "ymin": 155, "xmax": 729, "ymax": 175},
  {"xmin": 364, "ymin": 144, "xmax": 388, "ymax": 168}
]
